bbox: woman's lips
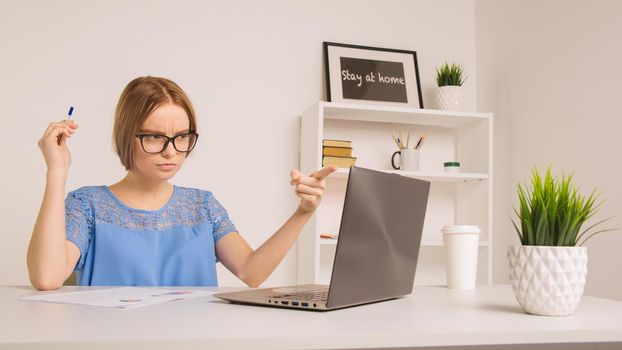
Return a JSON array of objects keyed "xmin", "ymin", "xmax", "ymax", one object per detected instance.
[{"xmin": 157, "ymin": 163, "xmax": 177, "ymax": 171}]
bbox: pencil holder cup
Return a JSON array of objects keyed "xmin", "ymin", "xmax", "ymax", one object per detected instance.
[{"xmin": 391, "ymin": 149, "xmax": 419, "ymax": 171}]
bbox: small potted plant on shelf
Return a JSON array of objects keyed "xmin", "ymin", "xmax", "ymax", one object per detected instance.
[
  {"xmin": 509, "ymin": 167, "xmax": 615, "ymax": 316},
  {"xmin": 435, "ymin": 62, "xmax": 467, "ymax": 111}
]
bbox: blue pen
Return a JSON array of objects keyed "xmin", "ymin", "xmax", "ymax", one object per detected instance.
[{"xmin": 57, "ymin": 106, "xmax": 75, "ymax": 145}]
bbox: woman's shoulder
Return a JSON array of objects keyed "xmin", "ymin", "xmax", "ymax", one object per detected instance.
[
  {"xmin": 65, "ymin": 186, "xmax": 107, "ymax": 217},
  {"xmin": 173, "ymin": 186, "xmax": 230, "ymax": 210},
  {"xmin": 173, "ymin": 186, "xmax": 221, "ymax": 208},
  {"xmin": 174, "ymin": 185, "xmax": 214, "ymax": 198},
  {"xmin": 173, "ymin": 187, "xmax": 232, "ymax": 225},
  {"xmin": 67, "ymin": 185, "xmax": 106, "ymax": 199}
]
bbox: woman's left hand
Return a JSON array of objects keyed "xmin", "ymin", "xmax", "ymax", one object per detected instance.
[{"xmin": 290, "ymin": 166, "xmax": 338, "ymax": 213}]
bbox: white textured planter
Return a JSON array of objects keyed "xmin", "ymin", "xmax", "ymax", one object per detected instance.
[
  {"xmin": 437, "ymin": 86, "xmax": 465, "ymax": 111},
  {"xmin": 508, "ymin": 246, "xmax": 588, "ymax": 316}
]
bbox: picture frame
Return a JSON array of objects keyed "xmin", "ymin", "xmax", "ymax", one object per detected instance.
[{"xmin": 323, "ymin": 42, "xmax": 424, "ymax": 108}]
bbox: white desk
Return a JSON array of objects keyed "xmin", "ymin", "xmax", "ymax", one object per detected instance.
[{"xmin": 1, "ymin": 285, "xmax": 621, "ymax": 349}]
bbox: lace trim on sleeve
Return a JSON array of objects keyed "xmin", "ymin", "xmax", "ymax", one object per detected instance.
[
  {"xmin": 203, "ymin": 191, "xmax": 237, "ymax": 243},
  {"xmin": 65, "ymin": 187, "xmax": 94, "ymax": 271}
]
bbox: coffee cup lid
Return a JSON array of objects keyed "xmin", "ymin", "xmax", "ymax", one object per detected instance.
[{"xmin": 442, "ymin": 225, "xmax": 481, "ymax": 234}]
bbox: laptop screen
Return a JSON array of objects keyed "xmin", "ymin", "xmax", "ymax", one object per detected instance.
[{"xmin": 326, "ymin": 166, "xmax": 430, "ymax": 308}]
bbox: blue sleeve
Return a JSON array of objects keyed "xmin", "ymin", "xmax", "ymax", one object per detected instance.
[
  {"xmin": 204, "ymin": 191, "xmax": 237, "ymax": 243},
  {"xmin": 65, "ymin": 187, "xmax": 94, "ymax": 271}
]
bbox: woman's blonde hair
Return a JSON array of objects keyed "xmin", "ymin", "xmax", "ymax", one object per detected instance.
[{"xmin": 113, "ymin": 76, "xmax": 197, "ymax": 170}]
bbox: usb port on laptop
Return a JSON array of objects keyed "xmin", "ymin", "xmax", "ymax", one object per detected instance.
[{"xmin": 291, "ymin": 301, "xmax": 299, "ymax": 306}]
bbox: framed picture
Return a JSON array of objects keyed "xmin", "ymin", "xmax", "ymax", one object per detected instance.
[{"xmin": 323, "ymin": 42, "xmax": 424, "ymax": 108}]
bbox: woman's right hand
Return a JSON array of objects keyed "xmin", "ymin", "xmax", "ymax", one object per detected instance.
[{"xmin": 37, "ymin": 120, "xmax": 79, "ymax": 173}]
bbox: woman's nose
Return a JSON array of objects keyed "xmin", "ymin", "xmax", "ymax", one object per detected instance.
[{"xmin": 161, "ymin": 141, "xmax": 176, "ymax": 157}]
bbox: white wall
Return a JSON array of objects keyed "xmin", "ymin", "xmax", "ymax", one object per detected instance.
[
  {"xmin": 476, "ymin": 0, "xmax": 622, "ymax": 300},
  {"xmin": 0, "ymin": 0, "xmax": 478, "ymax": 286}
]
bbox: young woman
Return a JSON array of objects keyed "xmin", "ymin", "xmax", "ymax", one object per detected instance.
[{"xmin": 27, "ymin": 76, "xmax": 336, "ymax": 290}]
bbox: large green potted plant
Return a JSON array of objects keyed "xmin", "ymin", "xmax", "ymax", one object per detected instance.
[
  {"xmin": 435, "ymin": 62, "xmax": 467, "ymax": 111},
  {"xmin": 509, "ymin": 168, "xmax": 614, "ymax": 316}
]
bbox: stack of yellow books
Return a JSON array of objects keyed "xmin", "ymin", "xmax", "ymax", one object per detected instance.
[{"xmin": 322, "ymin": 139, "xmax": 356, "ymax": 168}]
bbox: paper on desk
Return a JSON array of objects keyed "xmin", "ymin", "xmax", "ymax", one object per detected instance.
[{"xmin": 20, "ymin": 287, "xmax": 215, "ymax": 308}]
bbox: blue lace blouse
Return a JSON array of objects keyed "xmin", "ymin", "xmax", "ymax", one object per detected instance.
[{"xmin": 64, "ymin": 185, "xmax": 238, "ymax": 286}]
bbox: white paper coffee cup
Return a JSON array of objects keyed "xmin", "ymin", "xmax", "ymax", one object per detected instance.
[{"xmin": 442, "ymin": 225, "xmax": 480, "ymax": 289}]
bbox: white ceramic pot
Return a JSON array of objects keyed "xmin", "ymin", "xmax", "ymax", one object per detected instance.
[
  {"xmin": 507, "ymin": 245, "xmax": 588, "ymax": 316},
  {"xmin": 437, "ymin": 86, "xmax": 465, "ymax": 111}
]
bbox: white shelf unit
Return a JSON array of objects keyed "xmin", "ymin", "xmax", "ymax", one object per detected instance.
[{"xmin": 298, "ymin": 101, "xmax": 493, "ymax": 286}]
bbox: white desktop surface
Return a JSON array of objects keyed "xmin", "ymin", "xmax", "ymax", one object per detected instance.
[{"xmin": 1, "ymin": 284, "xmax": 621, "ymax": 349}]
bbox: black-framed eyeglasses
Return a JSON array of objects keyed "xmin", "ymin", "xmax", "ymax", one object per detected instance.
[{"xmin": 135, "ymin": 132, "xmax": 199, "ymax": 154}]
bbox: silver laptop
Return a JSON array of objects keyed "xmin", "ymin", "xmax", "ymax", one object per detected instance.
[{"xmin": 213, "ymin": 166, "xmax": 430, "ymax": 311}]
